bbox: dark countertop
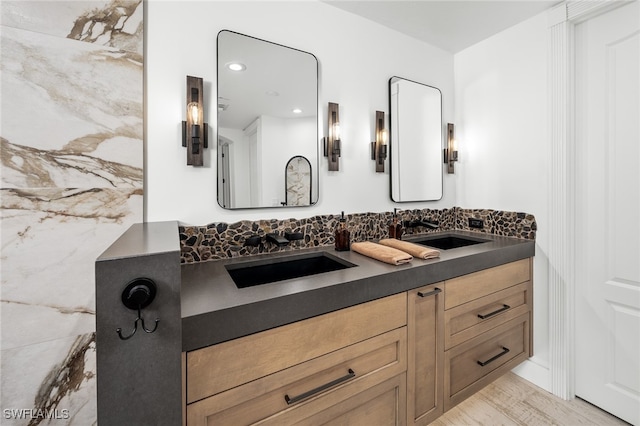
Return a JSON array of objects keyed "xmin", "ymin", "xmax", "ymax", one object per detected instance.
[
  {"xmin": 97, "ymin": 221, "xmax": 180, "ymax": 261},
  {"xmin": 180, "ymin": 231, "xmax": 535, "ymax": 352}
]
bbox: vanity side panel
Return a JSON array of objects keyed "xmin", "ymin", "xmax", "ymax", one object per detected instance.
[{"xmin": 95, "ymin": 222, "xmax": 181, "ymax": 426}]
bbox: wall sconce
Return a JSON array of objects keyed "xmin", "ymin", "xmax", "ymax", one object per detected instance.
[
  {"xmin": 371, "ymin": 110, "xmax": 387, "ymax": 173},
  {"xmin": 323, "ymin": 102, "xmax": 341, "ymax": 171},
  {"xmin": 443, "ymin": 123, "xmax": 458, "ymax": 174},
  {"xmin": 181, "ymin": 75, "xmax": 208, "ymax": 166}
]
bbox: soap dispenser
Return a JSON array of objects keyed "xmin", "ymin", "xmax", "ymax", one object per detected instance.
[
  {"xmin": 335, "ymin": 211, "xmax": 350, "ymax": 251},
  {"xmin": 389, "ymin": 208, "xmax": 403, "ymax": 239}
]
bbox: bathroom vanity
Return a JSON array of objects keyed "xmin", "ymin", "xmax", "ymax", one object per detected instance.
[
  {"xmin": 180, "ymin": 231, "xmax": 533, "ymax": 425},
  {"xmin": 96, "ymin": 220, "xmax": 534, "ymax": 425}
]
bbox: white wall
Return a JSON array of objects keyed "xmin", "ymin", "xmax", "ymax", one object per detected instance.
[
  {"xmin": 454, "ymin": 11, "xmax": 551, "ymax": 390},
  {"xmin": 146, "ymin": 0, "xmax": 454, "ymax": 224}
]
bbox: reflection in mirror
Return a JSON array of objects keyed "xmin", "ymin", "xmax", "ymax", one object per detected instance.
[
  {"xmin": 217, "ymin": 30, "xmax": 319, "ymax": 209},
  {"xmin": 285, "ymin": 156, "xmax": 312, "ymax": 206},
  {"xmin": 389, "ymin": 76, "xmax": 443, "ymax": 202}
]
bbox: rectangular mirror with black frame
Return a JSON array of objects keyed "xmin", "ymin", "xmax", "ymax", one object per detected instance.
[
  {"xmin": 217, "ymin": 30, "xmax": 319, "ymax": 209},
  {"xmin": 389, "ymin": 76, "xmax": 443, "ymax": 202}
]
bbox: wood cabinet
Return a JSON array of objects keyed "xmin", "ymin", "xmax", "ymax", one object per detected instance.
[
  {"xmin": 445, "ymin": 312, "xmax": 529, "ymax": 407},
  {"xmin": 183, "ymin": 258, "xmax": 533, "ymax": 425},
  {"xmin": 407, "ymin": 283, "xmax": 444, "ymax": 426},
  {"xmin": 443, "ymin": 258, "xmax": 533, "ymax": 410},
  {"xmin": 185, "ymin": 293, "xmax": 407, "ymax": 425}
]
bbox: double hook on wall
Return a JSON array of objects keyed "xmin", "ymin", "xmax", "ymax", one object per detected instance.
[{"xmin": 116, "ymin": 278, "xmax": 160, "ymax": 340}]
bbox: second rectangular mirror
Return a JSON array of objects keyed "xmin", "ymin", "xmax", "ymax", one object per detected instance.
[
  {"xmin": 217, "ymin": 30, "xmax": 319, "ymax": 209},
  {"xmin": 389, "ymin": 76, "xmax": 443, "ymax": 202}
]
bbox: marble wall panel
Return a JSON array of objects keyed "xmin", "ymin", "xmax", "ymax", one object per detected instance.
[
  {"xmin": 1, "ymin": 333, "xmax": 96, "ymax": 426},
  {"xmin": 1, "ymin": 188, "xmax": 143, "ymax": 349},
  {"xmin": 1, "ymin": 1, "xmax": 143, "ymax": 424},
  {"xmin": 1, "ymin": 0, "xmax": 143, "ymax": 58},
  {"xmin": 1, "ymin": 25, "xmax": 143, "ymax": 188}
]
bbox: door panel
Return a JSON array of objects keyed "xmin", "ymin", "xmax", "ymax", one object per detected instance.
[{"xmin": 575, "ymin": 2, "xmax": 640, "ymax": 424}]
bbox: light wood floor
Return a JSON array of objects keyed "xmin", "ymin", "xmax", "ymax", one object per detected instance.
[{"xmin": 432, "ymin": 372, "xmax": 630, "ymax": 425}]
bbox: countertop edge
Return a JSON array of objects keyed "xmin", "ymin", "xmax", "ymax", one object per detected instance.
[{"xmin": 97, "ymin": 221, "xmax": 180, "ymax": 262}]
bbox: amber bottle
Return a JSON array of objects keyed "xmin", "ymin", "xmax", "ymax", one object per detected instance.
[
  {"xmin": 335, "ymin": 211, "xmax": 350, "ymax": 251},
  {"xmin": 389, "ymin": 208, "xmax": 403, "ymax": 239}
]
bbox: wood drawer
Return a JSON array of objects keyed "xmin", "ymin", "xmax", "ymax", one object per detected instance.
[
  {"xmin": 187, "ymin": 292, "xmax": 406, "ymax": 403},
  {"xmin": 270, "ymin": 374, "xmax": 407, "ymax": 426},
  {"xmin": 445, "ymin": 281, "xmax": 531, "ymax": 349},
  {"xmin": 186, "ymin": 327, "xmax": 407, "ymax": 426},
  {"xmin": 444, "ymin": 259, "xmax": 531, "ymax": 310},
  {"xmin": 444, "ymin": 312, "xmax": 530, "ymax": 410}
]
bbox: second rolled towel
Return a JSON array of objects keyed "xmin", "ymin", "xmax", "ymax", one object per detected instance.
[
  {"xmin": 351, "ymin": 241, "xmax": 413, "ymax": 265},
  {"xmin": 379, "ymin": 238, "xmax": 441, "ymax": 259}
]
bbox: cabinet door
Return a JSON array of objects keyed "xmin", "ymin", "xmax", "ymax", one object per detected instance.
[{"xmin": 407, "ymin": 283, "xmax": 444, "ymax": 425}]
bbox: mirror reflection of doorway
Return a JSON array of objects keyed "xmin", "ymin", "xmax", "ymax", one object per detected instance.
[
  {"xmin": 218, "ymin": 136, "xmax": 232, "ymax": 208},
  {"xmin": 285, "ymin": 156, "xmax": 312, "ymax": 206},
  {"xmin": 217, "ymin": 129, "xmax": 260, "ymax": 209}
]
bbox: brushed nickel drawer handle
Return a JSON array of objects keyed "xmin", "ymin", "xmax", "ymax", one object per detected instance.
[
  {"xmin": 477, "ymin": 346, "xmax": 510, "ymax": 366},
  {"xmin": 418, "ymin": 287, "xmax": 442, "ymax": 298},
  {"xmin": 477, "ymin": 304, "xmax": 510, "ymax": 319},
  {"xmin": 284, "ymin": 368, "xmax": 356, "ymax": 405}
]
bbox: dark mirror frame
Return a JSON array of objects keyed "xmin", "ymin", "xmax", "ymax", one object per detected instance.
[
  {"xmin": 216, "ymin": 30, "xmax": 319, "ymax": 209},
  {"xmin": 388, "ymin": 76, "xmax": 444, "ymax": 202}
]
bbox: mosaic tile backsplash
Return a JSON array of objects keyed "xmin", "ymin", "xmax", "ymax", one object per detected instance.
[{"xmin": 179, "ymin": 207, "xmax": 536, "ymax": 264}]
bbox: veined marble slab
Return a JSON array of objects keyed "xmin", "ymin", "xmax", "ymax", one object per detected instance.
[
  {"xmin": 1, "ymin": 1, "xmax": 143, "ymax": 423},
  {"xmin": 1, "ymin": 333, "xmax": 97, "ymax": 426},
  {"xmin": 1, "ymin": 0, "xmax": 142, "ymax": 56},
  {"xmin": 1, "ymin": 188, "xmax": 143, "ymax": 350},
  {"xmin": 1, "ymin": 25, "xmax": 142, "ymax": 188}
]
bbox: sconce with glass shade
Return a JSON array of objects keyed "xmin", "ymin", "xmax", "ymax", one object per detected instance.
[
  {"xmin": 371, "ymin": 110, "xmax": 388, "ymax": 172},
  {"xmin": 182, "ymin": 75, "xmax": 208, "ymax": 166},
  {"xmin": 323, "ymin": 102, "xmax": 341, "ymax": 171},
  {"xmin": 443, "ymin": 123, "xmax": 458, "ymax": 174}
]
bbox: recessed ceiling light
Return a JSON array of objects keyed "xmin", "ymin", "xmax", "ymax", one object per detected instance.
[
  {"xmin": 226, "ymin": 62, "xmax": 246, "ymax": 71},
  {"xmin": 292, "ymin": 108, "xmax": 302, "ymax": 114}
]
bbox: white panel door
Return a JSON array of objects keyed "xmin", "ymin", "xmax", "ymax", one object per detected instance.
[{"xmin": 575, "ymin": 2, "xmax": 640, "ymax": 424}]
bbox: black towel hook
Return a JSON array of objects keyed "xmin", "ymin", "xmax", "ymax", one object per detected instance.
[{"xmin": 116, "ymin": 278, "xmax": 160, "ymax": 340}]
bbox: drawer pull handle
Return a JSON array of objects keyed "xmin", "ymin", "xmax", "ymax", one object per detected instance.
[
  {"xmin": 418, "ymin": 287, "xmax": 442, "ymax": 298},
  {"xmin": 477, "ymin": 304, "xmax": 510, "ymax": 319},
  {"xmin": 284, "ymin": 368, "xmax": 356, "ymax": 405},
  {"xmin": 477, "ymin": 346, "xmax": 510, "ymax": 366}
]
